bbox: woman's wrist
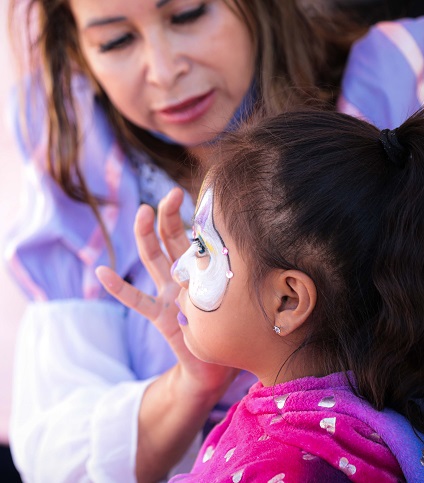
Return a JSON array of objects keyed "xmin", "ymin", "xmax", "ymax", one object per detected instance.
[{"xmin": 170, "ymin": 362, "xmax": 238, "ymax": 410}]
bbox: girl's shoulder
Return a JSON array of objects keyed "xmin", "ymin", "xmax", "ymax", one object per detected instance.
[{"xmin": 217, "ymin": 375, "xmax": 405, "ymax": 482}]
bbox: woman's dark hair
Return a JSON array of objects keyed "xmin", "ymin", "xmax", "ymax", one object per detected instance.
[
  {"xmin": 9, "ymin": 0, "xmax": 363, "ymax": 203},
  {"xmin": 209, "ymin": 108, "xmax": 424, "ymax": 432}
]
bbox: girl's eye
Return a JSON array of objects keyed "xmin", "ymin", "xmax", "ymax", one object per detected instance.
[
  {"xmin": 171, "ymin": 3, "xmax": 207, "ymax": 25},
  {"xmin": 99, "ymin": 33, "xmax": 134, "ymax": 53},
  {"xmin": 192, "ymin": 237, "xmax": 208, "ymax": 258}
]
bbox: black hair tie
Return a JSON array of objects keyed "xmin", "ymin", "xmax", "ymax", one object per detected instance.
[{"xmin": 379, "ymin": 128, "xmax": 408, "ymax": 168}]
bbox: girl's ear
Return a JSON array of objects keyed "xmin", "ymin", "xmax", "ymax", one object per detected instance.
[{"xmin": 268, "ymin": 270, "xmax": 317, "ymax": 336}]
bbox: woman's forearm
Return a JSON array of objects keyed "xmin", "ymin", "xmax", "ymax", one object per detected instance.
[{"xmin": 135, "ymin": 364, "xmax": 228, "ymax": 482}]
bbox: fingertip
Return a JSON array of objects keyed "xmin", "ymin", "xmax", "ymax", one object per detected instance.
[
  {"xmin": 95, "ymin": 265, "xmax": 122, "ymax": 292},
  {"xmin": 165, "ymin": 187, "xmax": 185, "ymax": 213},
  {"xmin": 135, "ymin": 203, "xmax": 155, "ymax": 235},
  {"xmin": 170, "ymin": 186, "xmax": 184, "ymax": 201},
  {"xmin": 137, "ymin": 203, "xmax": 155, "ymax": 218},
  {"xmin": 170, "ymin": 186, "xmax": 184, "ymax": 198}
]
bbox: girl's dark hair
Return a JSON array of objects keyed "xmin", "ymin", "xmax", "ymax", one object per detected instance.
[{"xmin": 209, "ymin": 108, "xmax": 424, "ymax": 432}]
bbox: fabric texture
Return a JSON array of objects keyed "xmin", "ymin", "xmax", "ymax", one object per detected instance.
[
  {"xmin": 338, "ymin": 16, "xmax": 424, "ymax": 129},
  {"xmin": 170, "ymin": 373, "xmax": 424, "ymax": 483}
]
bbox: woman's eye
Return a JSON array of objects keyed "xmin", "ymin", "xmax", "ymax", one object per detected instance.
[
  {"xmin": 171, "ymin": 3, "xmax": 207, "ymax": 25},
  {"xmin": 192, "ymin": 237, "xmax": 208, "ymax": 258},
  {"xmin": 99, "ymin": 33, "xmax": 134, "ymax": 53}
]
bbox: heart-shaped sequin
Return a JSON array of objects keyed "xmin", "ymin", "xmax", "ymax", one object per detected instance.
[
  {"xmin": 225, "ymin": 448, "xmax": 236, "ymax": 462},
  {"xmin": 320, "ymin": 417, "xmax": 336, "ymax": 435},
  {"xmin": 339, "ymin": 457, "xmax": 356, "ymax": 475},
  {"xmin": 274, "ymin": 394, "xmax": 289, "ymax": 410},
  {"xmin": 302, "ymin": 452, "xmax": 317, "ymax": 461},
  {"xmin": 202, "ymin": 445, "xmax": 215, "ymax": 463},
  {"xmin": 318, "ymin": 396, "xmax": 336, "ymax": 408},
  {"xmin": 267, "ymin": 473, "xmax": 285, "ymax": 483},
  {"xmin": 232, "ymin": 469, "xmax": 244, "ymax": 482},
  {"xmin": 258, "ymin": 434, "xmax": 270, "ymax": 442},
  {"xmin": 270, "ymin": 415, "xmax": 284, "ymax": 425}
]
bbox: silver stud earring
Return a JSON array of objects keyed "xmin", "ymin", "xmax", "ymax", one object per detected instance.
[{"xmin": 273, "ymin": 325, "xmax": 281, "ymax": 334}]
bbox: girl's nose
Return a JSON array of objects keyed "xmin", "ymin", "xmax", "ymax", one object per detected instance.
[
  {"xmin": 171, "ymin": 258, "xmax": 189, "ymax": 289},
  {"xmin": 144, "ymin": 32, "xmax": 189, "ymax": 88}
]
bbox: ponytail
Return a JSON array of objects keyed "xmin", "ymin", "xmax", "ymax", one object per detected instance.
[{"xmin": 364, "ymin": 109, "xmax": 424, "ymax": 432}]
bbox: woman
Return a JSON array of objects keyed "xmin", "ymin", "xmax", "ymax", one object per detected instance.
[{"xmin": 6, "ymin": 0, "xmax": 360, "ymax": 481}]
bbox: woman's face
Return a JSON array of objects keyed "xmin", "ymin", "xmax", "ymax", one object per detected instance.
[{"xmin": 70, "ymin": 0, "xmax": 255, "ymax": 146}]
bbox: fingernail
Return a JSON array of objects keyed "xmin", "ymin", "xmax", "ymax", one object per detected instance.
[{"xmin": 177, "ymin": 311, "xmax": 188, "ymax": 326}]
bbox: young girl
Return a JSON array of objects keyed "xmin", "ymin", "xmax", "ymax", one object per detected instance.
[{"xmin": 99, "ymin": 108, "xmax": 424, "ymax": 482}]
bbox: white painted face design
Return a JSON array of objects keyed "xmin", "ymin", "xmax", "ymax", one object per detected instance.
[{"xmin": 172, "ymin": 187, "xmax": 232, "ymax": 312}]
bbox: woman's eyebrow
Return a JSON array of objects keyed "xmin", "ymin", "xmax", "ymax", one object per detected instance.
[
  {"xmin": 85, "ymin": 16, "xmax": 127, "ymax": 28},
  {"xmin": 156, "ymin": 0, "xmax": 173, "ymax": 7},
  {"xmin": 85, "ymin": 0, "xmax": 172, "ymax": 29}
]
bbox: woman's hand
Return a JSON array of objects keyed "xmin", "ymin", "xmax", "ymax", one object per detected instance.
[{"xmin": 96, "ymin": 187, "xmax": 237, "ymax": 397}]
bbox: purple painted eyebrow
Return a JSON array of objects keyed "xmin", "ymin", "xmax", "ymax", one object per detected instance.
[{"xmin": 194, "ymin": 196, "xmax": 212, "ymax": 231}]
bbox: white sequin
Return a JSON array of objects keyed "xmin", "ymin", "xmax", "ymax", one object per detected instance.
[
  {"xmin": 320, "ymin": 417, "xmax": 336, "ymax": 435},
  {"xmin": 202, "ymin": 445, "xmax": 215, "ymax": 463},
  {"xmin": 267, "ymin": 473, "xmax": 285, "ymax": 483},
  {"xmin": 270, "ymin": 415, "xmax": 284, "ymax": 425},
  {"xmin": 275, "ymin": 394, "xmax": 289, "ymax": 410},
  {"xmin": 302, "ymin": 451, "xmax": 317, "ymax": 461},
  {"xmin": 232, "ymin": 469, "xmax": 244, "ymax": 482},
  {"xmin": 258, "ymin": 434, "xmax": 270, "ymax": 441},
  {"xmin": 225, "ymin": 448, "xmax": 236, "ymax": 462},
  {"xmin": 318, "ymin": 396, "xmax": 336, "ymax": 408},
  {"xmin": 339, "ymin": 457, "xmax": 356, "ymax": 476}
]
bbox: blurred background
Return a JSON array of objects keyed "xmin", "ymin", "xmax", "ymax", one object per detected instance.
[{"xmin": 0, "ymin": 0, "xmax": 27, "ymax": 480}]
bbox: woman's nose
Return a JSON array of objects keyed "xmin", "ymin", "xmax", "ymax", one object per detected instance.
[{"xmin": 144, "ymin": 32, "xmax": 189, "ymax": 88}]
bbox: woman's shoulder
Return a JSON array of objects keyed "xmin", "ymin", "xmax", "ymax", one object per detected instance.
[
  {"xmin": 10, "ymin": 73, "xmax": 112, "ymax": 162},
  {"xmin": 339, "ymin": 16, "xmax": 424, "ymax": 129}
]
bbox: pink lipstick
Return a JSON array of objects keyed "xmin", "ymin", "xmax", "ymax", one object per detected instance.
[{"xmin": 156, "ymin": 90, "xmax": 215, "ymax": 124}]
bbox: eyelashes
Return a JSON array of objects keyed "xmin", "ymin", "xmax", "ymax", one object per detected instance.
[
  {"xmin": 192, "ymin": 236, "xmax": 208, "ymax": 257},
  {"xmin": 171, "ymin": 3, "xmax": 207, "ymax": 25},
  {"xmin": 98, "ymin": 3, "xmax": 208, "ymax": 54},
  {"xmin": 99, "ymin": 32, "xmax": 134, "ymax": 53}
]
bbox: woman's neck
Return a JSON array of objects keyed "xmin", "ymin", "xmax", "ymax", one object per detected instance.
[{"xmin": 187, "ymin": 143, "xmax": 215, "ymax": 169}]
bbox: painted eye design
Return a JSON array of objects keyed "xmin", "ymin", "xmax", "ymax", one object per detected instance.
[{"xmin": 192, "ymin": 236, "xmax": 208, "ymax": 258}]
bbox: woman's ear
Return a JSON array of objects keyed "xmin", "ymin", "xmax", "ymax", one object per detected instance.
[{"xmin": 268, "ymin": 270, "xmax": 317, "ymax": 336}]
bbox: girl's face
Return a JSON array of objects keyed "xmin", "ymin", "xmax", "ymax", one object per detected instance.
[
  {"xmin": 172, "ymin": 187, "xmax": 278, "ymax": 376},
  {"xmin": 70, "ymin": 0, "xmax": 255, "ymax": 146}
]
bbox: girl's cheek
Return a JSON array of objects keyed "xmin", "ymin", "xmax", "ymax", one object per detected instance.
[{"xmin": 195, "ymin": 256, "xmax": 211, "ymax": 271}]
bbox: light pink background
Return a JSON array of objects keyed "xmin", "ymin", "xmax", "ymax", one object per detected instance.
[{"xmin": 0, "ymin": 1, "xmax": 27, "ymax": 444}]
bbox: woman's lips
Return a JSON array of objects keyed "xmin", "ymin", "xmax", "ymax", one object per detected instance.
[{"xmin": 156, "ymin": 90, "xmax": 215, "ymax": 125}]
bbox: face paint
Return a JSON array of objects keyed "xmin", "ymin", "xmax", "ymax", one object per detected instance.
[{"xmin": 172, "ymin": 187, "xmax": 231, "ymax": 311}]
